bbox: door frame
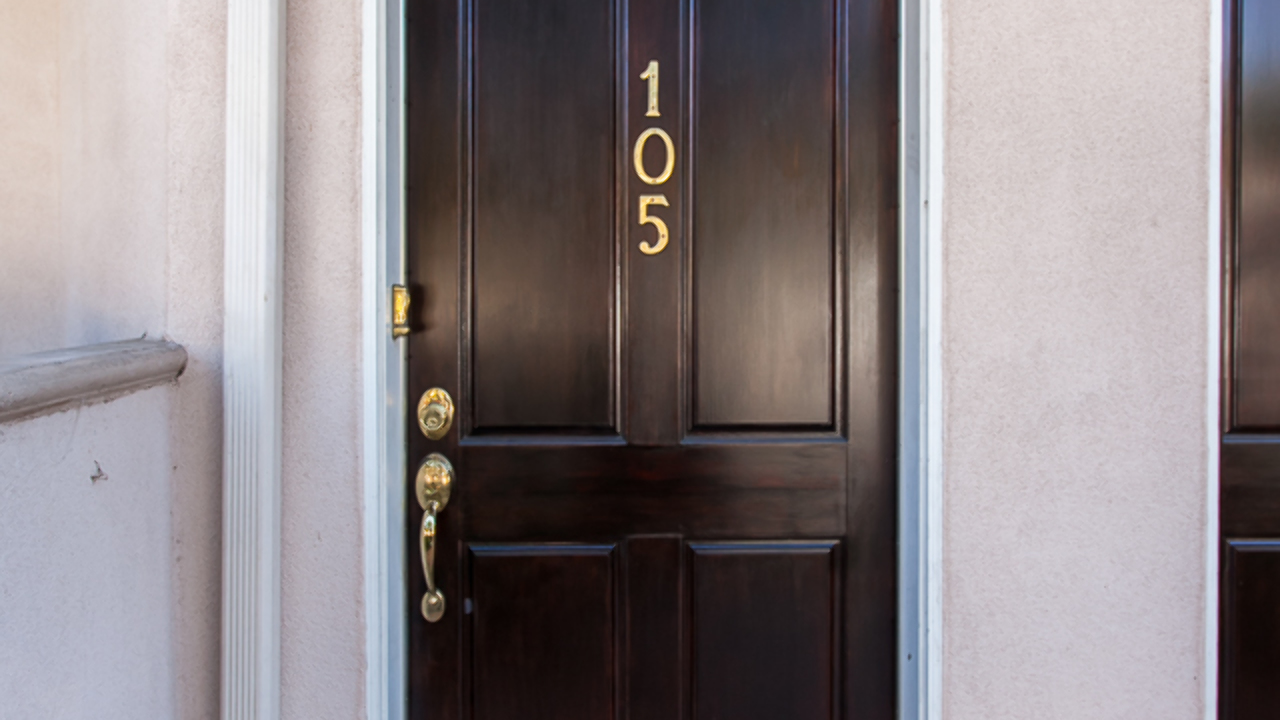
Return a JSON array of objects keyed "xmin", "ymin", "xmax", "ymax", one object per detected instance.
[
  {"xmin": 355, "ymin": 0, "xmax": 945, "ymax": 718},
  {"xmin": 355, "ymin": 0, "xmax": 947, "ymax": 712}
]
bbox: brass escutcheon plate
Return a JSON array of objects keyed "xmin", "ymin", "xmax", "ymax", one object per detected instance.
[
  {"xmin": 416, "ymin": 453, "xmax": 453, "ymax": 511},
  {"xmin": 417, "ymin": 387, "xmax": 454, "ymax": 440}
]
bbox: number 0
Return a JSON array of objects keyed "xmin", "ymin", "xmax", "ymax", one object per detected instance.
[
  {"xmin": 638, "ymin": 194, "xmax": 669, "ymax": 255},
  {"xmin": 633, "ymin": 128, "xmax": 675, "ymax": 185}
]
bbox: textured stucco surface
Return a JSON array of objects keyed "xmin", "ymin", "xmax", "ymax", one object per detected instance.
[
  {"xmin": 942, "ymin": 1, "xmax": 1211, "ymax": 718},
  {"xmin": 281, "ymin": 0, "xmax": 365, "ymax": 717},
  {"xmin": 0, "ymin": 0, "xmax": 169, "ymax": 356},
  {"xmin": 0, "ymin": 0, "xmax": 227, "ymax": 717},
  {"xmin": 0, "ymin": 389, "xmax": 176, "ymax": 720},
  {"xmin": 0, "ymin": 0, "xmax": 59, "ymax": 355},
  {"xmin": 165, "ymin": 0, "xmax": 227, "ymax": 716}
]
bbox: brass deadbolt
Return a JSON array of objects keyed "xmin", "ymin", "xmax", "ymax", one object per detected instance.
[{"xmin": 417, "ymin": 387, "xmax": 454, "ymax": 440}]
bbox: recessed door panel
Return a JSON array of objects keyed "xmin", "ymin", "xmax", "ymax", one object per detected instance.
[
  {"xmin": 690, "ymin": 541, "xmax": 838, "ymax": 720},
  {"xmin": 472, "ymin": 0, "xmax": 617, "ymax": 433},
  {"xmin": 1223, "ymin": 541, "xmax": 1280, "ymax": 720},
  {"xmin": 692, "ymin": 0, "xmax": 837, "ymax": 429},
  {"xmin": 1237, "ymin": 0, "xmax": 1280, "ymax": 429},
  {"xmin": 469, "ymin": 544, "xmax": 616, "ymax": 720}
]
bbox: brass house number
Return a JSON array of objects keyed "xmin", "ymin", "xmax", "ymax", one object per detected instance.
[{"xmin": 635, "ymin": 60, "xmax": 673, "ymax": 255}]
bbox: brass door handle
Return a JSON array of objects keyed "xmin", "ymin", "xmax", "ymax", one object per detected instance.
[
  {"xmin": 416, "ymin": 453, "xmax": 453, "ymax": 622},
  {"xmin": 417, "ymin": 388, "xmax": 454, "ymax": 440}
]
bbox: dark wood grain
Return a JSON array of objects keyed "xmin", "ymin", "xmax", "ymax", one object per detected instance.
[
  {"xmin": 1235, "ymin": 0, "xmax": 1280, "ymax": 430},
  {"xmin": 691, "ymin": 0, "xmax": 837, "ymax": 429},
  {"xmin": 624, "ymin": 536, "xmax": 684, "ymax": 720},
  {"xmin": 1222, "ymin": 4, "xmax": 1280, "ymax": 717},
  {"xmin": 1223, "ymin": 441, "xmax": 1280, "ymax": 536},
  {"xmin": 689, "ymin": 542, "xmax": 838, "ymax": 720},
  {"xmin": 843, "ymin": 1, "xmax": 900, "ymax": 711},
  {"xmin": 626, "ymin": 0, "xmax": 685, "ymax": 446},
  {"xmin": 405, "ymin": 0, "xmax": 462, "ymax": 715},
  {"xmin": 1222, "ymin": 541, "xmax": 1280, "ymax": 720},
  {"xmin": 471, "ymin": 0, "xmax": 617, "ymax": 433},
  {"xmin": 469, "ymin": 545, "xmax": 616, "ymax": 720},
  {"xmin": 405, "ymin": 0, "xmax": 897, "ymax": 717},
  {"xmin": 461, "ymin": 443, "xmax": 846, "ymax": 540}
]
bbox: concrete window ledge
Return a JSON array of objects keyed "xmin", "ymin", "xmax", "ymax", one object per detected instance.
[{"xmin": 0, "ymin": 339, "xmax": 188, "ymax": 424}]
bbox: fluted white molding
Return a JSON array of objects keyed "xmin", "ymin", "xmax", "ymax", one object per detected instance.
[
  {"xmin": 221, "ymin": 0, "xmax": 284, "ymax": 717},
  {"xmin": 899, "ymin": 0, "xmax": 944, "ymax": 718},
  {"xmin": 361, "ymin": 0, "xmax": 407, "ymax": 718}
]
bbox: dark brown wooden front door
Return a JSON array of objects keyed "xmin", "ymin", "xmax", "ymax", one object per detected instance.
[
  {"xmin": 1223, "ymin": 1, "xmax": 1280, "ymax": 717},
  {"xmin": 405, "ymin": 1, "xmax": 897, "ymax": 717}
]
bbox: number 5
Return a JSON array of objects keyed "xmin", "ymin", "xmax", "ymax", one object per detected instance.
[{"xmin": 638, "ymin": 194, "xmax": 669, "ymax": 255}]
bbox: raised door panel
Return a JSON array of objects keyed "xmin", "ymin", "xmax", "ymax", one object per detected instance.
[
  {"xmin": 691, "ymin": 0, "xmax": 838, "ymax": 430},
  {"xmin": 471, "ymin": 0, "xmax": 617, "ymax": 434},
  {"xmin": 1223, "ymin": 541, "xmax": 1280, "ymax": 720},
  {"xmin": 1236, "ymin": 0, "xmax": 1280, "ymax": 429},
  {"xmin": 689, "ymin": 541, "xmax": 838, "ymax": 720},
  {"xmin": 468, "ymin": 544, "xmax": 616, "ymax": 720}
]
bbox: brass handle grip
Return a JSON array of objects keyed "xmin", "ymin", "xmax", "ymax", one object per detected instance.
[
  {"xmin": 419, "ymin": 504, "xmax": 445, "ymax": 621},
  {"xmin": 416, "ymin": 453, "xmax": 453, "ymax": 622}
]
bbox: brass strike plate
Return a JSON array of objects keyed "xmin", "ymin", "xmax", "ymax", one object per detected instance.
[{"xmin": 392, "ymin": 285, "xmax": 411, "ymax": 338}]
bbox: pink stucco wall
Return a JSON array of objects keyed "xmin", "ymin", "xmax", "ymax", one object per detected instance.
[
  {"xmin": 280, "ymin": 0, "xmax": 366, "ymax": 717},
  {"xmin": 0, "ymin": 0, "xmax": 225, "ymax": 718},
  {"xmin": 0, "ymin": 388, "xmax": 178, "ymax": 719},
  {"xmin": 941, "ymin": 1, "xmax": 1213, "ymax": 717}
]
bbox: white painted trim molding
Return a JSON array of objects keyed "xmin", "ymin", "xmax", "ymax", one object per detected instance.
[
  {"xmin": 362, "ymin": 0, "xmax": 407, "ymax": 718},
  {"xmin": 899, "ymin": 0, "xmax": 945, "ymax": 718},
  {"xmin": 221, "ymin": 0, "xmax": 285, "ymax": 717},
  {"xmin": 1204, "ymin": 0, "xmax": 1224, "ymax": 717}
]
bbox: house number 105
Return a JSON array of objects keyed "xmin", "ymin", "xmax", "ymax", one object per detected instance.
[{"xmin": 635, "ymin": 60, "xmax": 673, "ymax": 255}]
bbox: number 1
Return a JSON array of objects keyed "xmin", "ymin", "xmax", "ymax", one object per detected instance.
[{"xmin": 640, "ymin": 61, "xmax": 659, "ymax": 117}]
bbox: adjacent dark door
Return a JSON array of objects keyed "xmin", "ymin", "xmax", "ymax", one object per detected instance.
[
  {"xmin": 1223, "ymin": 1, "xmax": 1280, "ymax": 717},
  {"xmin": 405, "ymin": 1, "xmax": 897, "ymax": 717}
]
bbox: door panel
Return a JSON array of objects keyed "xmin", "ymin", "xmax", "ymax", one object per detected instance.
[
  {"xmin": 469, "ymin": 545, "xmax": 616, "ymax": 720},
  {"xmin": 1222, "ymin": 541, "xmax": 1280, "ymax": 720},
  {"xmin": 472, "ymin": 0, "xmax": 617, "ymax": 433},
  {"xmin": 1223, "ymin": 2, "xmax": 1280, "ymax": 717},
  {"xmin": 690, "ymin": 542, "xmax": 838, "ymax": 720},
  {"xmin": 1235, "ymin": 0, "xmax": 1280, "ymax": 429},
  {"xmin": 692, "ymin": 0, "xmax": 837, "ymax": 429},
  {"xmin": 406, "ymin": 0, "xmax": 897, "ymax": 716}
]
